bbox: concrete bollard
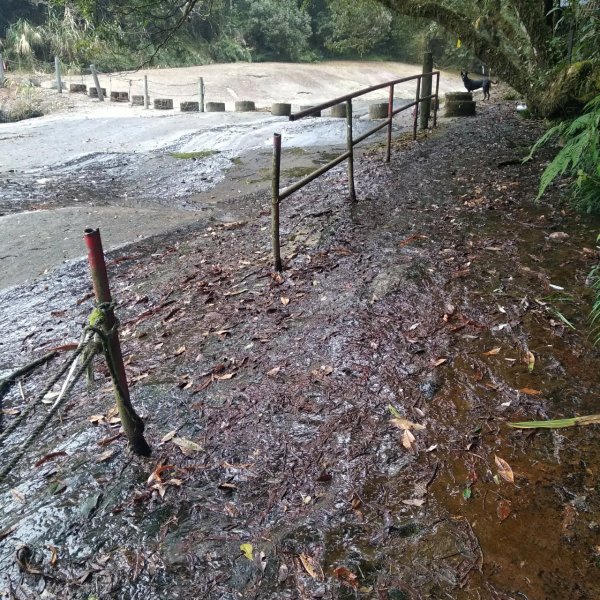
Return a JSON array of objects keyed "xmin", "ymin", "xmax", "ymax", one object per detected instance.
[
  {"xmin": 445, "ymin": 99, "xmax": 476, "ymax": 117},
  {"xmin": 180, "ymin": 101, "xmax": 200, "ymax": 112},
  {"xmin": 330, "ymin": 103, "xmax": 347, "ymax": 118},
  {"xmin": 445, "ymin": 92, "xmax": 473, "ymax": 102},
  {"xmin": 131, "ymin": 95, "xmax": 145, "ymax": 106},
  {"xmin": 271, "ymin": 103, "xmax": 291, "ymax": 116},
  {"xmin": 300, "ymin": 105, "xmax": 321, "ymax": 117},
  {"xmin": 369, "ymin": 103, "xmax": 389, "ymax": 119},
  {"xmin": 154, "ymin": 98, "xmax": 174, "ymax": 110},
  {"xmin": 206, "ymin": 101, "xmax": 226, "ymax": 112},
  {"xmin": 235, "ymin": 100, "xmax": 256, "ymax": 112},
  {"xmin": 110, "ymin": 91, "xmax": 129, "ymax": 102},
  {"xmin": 69, "ymin": 83, "xmax": 87, "ymax": 93},
  {"xmin": 89, "ymin": 87, "xmax": 106, "ymax": 98}
]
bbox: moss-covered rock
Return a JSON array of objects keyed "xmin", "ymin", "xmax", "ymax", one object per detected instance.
[{"xmin": 536, "ymin": 60, "xmax": 600, "ymax": 118}]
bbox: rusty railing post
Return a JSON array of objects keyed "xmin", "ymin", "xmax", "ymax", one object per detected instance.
[
  {"xmin": 433, "ymin": 72, "xmax": 440, "ymax": 128},
  {"xmin": 83, "ymin": 228, "xmax": 151, "ymax": 456},
  {"xmin": 413, "ymin": 76, "xmax": 421, "ymax": 141},
  {"xmin": 420, "ymin": 51, "xmax": 433, "ymax": 130},
  {"xmin": 386, "ymin": 84, "xmax": 394, "ymax": 163},
  {"xmin": 346, "ymin": 99, "xmax": 356, "ymax": 201},
  {"xmin": 272, "ymin": 134, "xmax": 283, "ymax": 272}
]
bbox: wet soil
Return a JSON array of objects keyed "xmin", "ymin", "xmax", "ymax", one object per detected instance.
[{"xmin": 1, "ymin": 101, "xmax": 600, "ymax": 600}]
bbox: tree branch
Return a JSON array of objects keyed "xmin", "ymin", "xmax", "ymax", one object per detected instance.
[{"xmin": 381, "ymin": 0, "xmax": 533, "ymax": 95}]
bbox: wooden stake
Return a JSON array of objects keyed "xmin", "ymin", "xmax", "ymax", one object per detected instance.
[
  {"xmin": 420, "ymin": 52, "xmax": 433, "ymax": 131},
  {"xmin": 90, "ymin": 64, "xmax": 104, "ymax": 102},
  {"xmin": 272, "ymin": 134, "xmax": 282, "ymax": 272},
  {"xmin": 55, "ymin": 56, "xmax": 62, "ymax": 94}
]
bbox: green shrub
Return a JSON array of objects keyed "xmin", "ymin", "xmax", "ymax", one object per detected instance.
[{"xmin": 527, "ymin": 93, "xmax": 600, "ymax": 214}]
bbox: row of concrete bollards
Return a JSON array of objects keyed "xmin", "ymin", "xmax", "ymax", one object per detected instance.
[{"xmin": 69, "ymin": 84, "xmax": 404, "ymax": 118}]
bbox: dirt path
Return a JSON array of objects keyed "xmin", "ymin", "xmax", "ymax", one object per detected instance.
[{"xmin": 1, "ymin": 100, "xmax": 599, "ymax": 599}]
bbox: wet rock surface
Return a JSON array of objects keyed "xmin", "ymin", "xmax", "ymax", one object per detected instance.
[{"xmin": 1, "ymin": 102, "xmax": 600, "ymax": 599}]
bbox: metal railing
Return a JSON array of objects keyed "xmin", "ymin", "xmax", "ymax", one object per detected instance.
[{"xmin": 270, "ymin": 71, "xmax": 440, "ymax": 271}]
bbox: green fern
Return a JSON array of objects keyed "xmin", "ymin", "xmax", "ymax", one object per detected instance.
[
  {"xmin": 590, "ymin": 234, "xmax": 600, "ymax": 347},
  {"xmin": 527, "ymin": 94, "xmax": 600, "ymax": 212}
]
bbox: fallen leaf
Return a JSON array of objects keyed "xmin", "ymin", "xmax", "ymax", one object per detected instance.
[
  {"xmin": 34, "ymin": 452, "xmax": 68, "ymax": 468},
  {"xmin": 266, "ymin": 366, "xmax": 281, "ymax": 377},
  {"xmin": 10, "ymin": 489, "xmax": 25, "ymax": 503},
  {"xmin": 401, "ymin": 429, "xmax": 416, "ymax": 450},
  {"xmin": 402, "ymin": 498, "xmax": 425, "ymax": 506},
  {"xmin": 49, "ymin": 545, "xmax": 59, "ymax": 568},
  {"xmin": 462, "ymin": 486, "xmax": 472, "ymax": 500},
  {"xmin": 562, "ymin": 504, "xmax": 577, "ymax": 532},
  {"xmin": 257, "ymin": 550, "xmax": 267, "ymax": 572},
  {"xmin": 147, "ymin": 464, "xmax": 182, "ymax": 485},
  {"xmin": 280, "ymin": 296, "xmax": 290, "ymax": 306},
  {"xmin": 494, "ymin": 455, "xmax": 515, "ymax": 483},
  {"xmin": 1, "ymin": 408, "xmax": 20, "ymax": 416},
  {"xmin": 172, "ymin": 437, "xmax": 203, "ymax": 455},
  {"xmin": 390, "ymin": 417, "xmax": 425, "ymax": 431},
  {"xmin": 160, "ymin": 430, "xmax": 177, "ymax": 444},
  {"xmin": 43, "ymin": 391, "xmax": 60, "ymax": 403},
  {"xmin": 333, "ymin": 566, "xmax": 359, "ymax": 589},
  {"xmin": 525, "ymin": 351, "xmax": 535, "ymax": 372},
  {"xmin": 320, "ymin": 365, "xmax": 334, "ymax": 375},
  {"xmin": 497, "ymin": 498, "xmax": 512, "ymax": 522},
  {"xmin": 174, "ymin": 345, "xmax": 186, "ymax": 356},
  {"xmin": 214, "ymin": 373, "xmax": 235, "ymax": 381},
  {"xmin": 433, "ymin": 358, "xmax": 447, "ymax": 367},
  {"xmin": 519, "ymin": 387, "xmax": 542, "ymax": 395},
  {"xmin": 214, "ymin": 329, "xmax": 232, "ymax": 337},
  {"xmin": 89, "ymin": 414, "xmax": 105, "ymax": 424},
  {"xmin": 240, "ymin": 543, "xmax": 253, "ymax": 560},
  {"xmin": 299, "ymin": 553, "xmax": 323, "ymax": 581},
  {"xmin": 96, "ymin": 449, "xmax": 116, "ymax": 463},
  {"xmin": 483, "ymin": 347, "xmax": 502, "ymax": 356}
]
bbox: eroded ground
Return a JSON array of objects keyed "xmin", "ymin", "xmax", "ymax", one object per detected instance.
[{"xmin": 1, "ymin": 101, "xmax": 600, "ymax": 600}]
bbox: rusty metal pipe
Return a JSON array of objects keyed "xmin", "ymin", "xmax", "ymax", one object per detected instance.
[
  {"xmin": 83, "ymin": 228, "xmax": 151, "ymax": 456},
  {"xmin": 289, "ymin": 72, "xmax": 440, "ymax": 121},
  {"xmin": 346, "ymin": 99, "xmax": 356, "ymax": 201},
  {"xmin": 386, "ymin": 84, "xmax": 394, "ymax": 162},
  {"xmin": 279, "ymin": 151, "xmax": 351, "ymax": 202},
  {"xmin": 271, "ymin": 135, "xmax": 282, "ymax": 272}
]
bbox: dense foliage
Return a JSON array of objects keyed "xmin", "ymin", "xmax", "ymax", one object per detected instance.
[
  {"xmin": 527, "ymin": 94, "xmax": 600, "ymax": 214},
  {"xmin": 0, "ymin": 0, "xmax": 475, "ymax": 72},
  {"xmin": 382, "ymin": 0, "xmax": 600, "ymax": 116}
]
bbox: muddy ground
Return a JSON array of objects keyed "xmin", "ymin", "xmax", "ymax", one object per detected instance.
[{"xmin": 1, "ymin": 99, "xmax": 600, "ymax": 600}]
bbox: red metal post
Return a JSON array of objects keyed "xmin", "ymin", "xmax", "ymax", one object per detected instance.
[
  {"xmin": 84, "ymin": 228, "xmax": 151, "ymax": 456},
  {"xmin": 346, "ymin": 99, "xmax": 356, "ymax": 201},
  {"xmin": 386, "ymin": 84, "xmax": 394, "ymax": 163},
  {"xmin": 271, "ymin": 135, "xmax": 282, "ymax": 272}
]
